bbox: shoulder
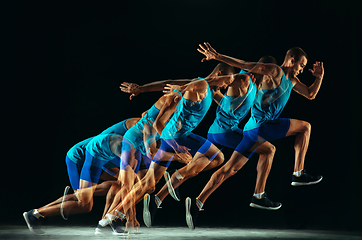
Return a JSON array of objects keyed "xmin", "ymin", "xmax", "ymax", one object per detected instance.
[
  {"xmin": 289, "ymin": 76, "xmax": 299, "ymax": 87},
  {"xmin": 232, "ymin": 73, "xmax": 250, "ymax": 87}
]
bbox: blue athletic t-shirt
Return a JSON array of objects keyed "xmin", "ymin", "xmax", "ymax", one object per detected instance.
[
  {"xmin": 67, "ymin": 119, "xmax": 130, "ymax": 163},
  {"xmin": 66, "ymin": 137, "xmax": 93, "ymax": 164},
  {"xmin": 85, "ymin": 134, "xmax": 119, "ymax": 161},
  {"xmin": 100, "ymin": 119, "xmax": 129, "ymax": 135},
  {"xmin": 244, "ymin": 68, "xmax": 293, "ymax": 131},
  {"xmin": 208, "ymin": 70, "xmax": 256, "ymax": 134},
  {"xmin": 161, "ymin": 78, "xmax": 212, "ymax": 139},
  {"xmin": 123, "ymin": 104, "xmax": 160, "ymax": 154}
]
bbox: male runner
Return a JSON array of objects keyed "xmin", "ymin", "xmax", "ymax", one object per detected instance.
[
  {"xmin": 99, "ymin": 90, "xmax": 192, "ymax": 230},
  {"xmin": 184, "ymin": 42, "xmax": 324, "ymax": 229},
  {"xmin": 154, "ymin": 57, "xmax": 281, "ymax": 223},
  {"xmin": 108, "ymin": 63, "xmax": 236, "ymax": 229},
  {"xmin": 23, "ymin": 118, "xmax": 152, "ymax": 235}
]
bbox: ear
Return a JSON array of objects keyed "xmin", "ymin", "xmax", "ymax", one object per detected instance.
[
  {"xmin": 217, "ymin": 70, "xmax": 222, "ymax": 76},
  {"xmin": 260, "ymin": 65, "xmax": 266, "ymax": 73},
  {"xmin": 290, "ymin": 57, "xmax": 295, "ymax": 65},
  {"xmin": 174, "ymin": 95, "xmax": 181, "ymax": 102}
]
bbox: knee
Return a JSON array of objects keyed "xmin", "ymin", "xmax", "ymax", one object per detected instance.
[
  {"xmin": 145, "ymin": 179, "xmax": 156, "ymax": 193},
  {"xmin": 226, "ymin": 168, "xmax": 238, "ymax": 178},
  {"xmin": 266, "ymin": 144, "xmax": 276, "ymax": 156},
  {"xmin": 212, "ymin": 151, "xmax": 224, "ymax": 166},
  {"xmin": 78, "ymin": 200, "xmax": 93, "ymax": 213},
  {"xmin": 301, "ymin": 121, "xmax": 312, "ymax": 134}
]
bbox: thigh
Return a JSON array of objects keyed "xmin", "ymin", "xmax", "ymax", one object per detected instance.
[
  {"xmin": 120, "ymin": 139, "xmax": 141, "ymax": 173},
  {"xmin": 207, "ymin": 129, "xmax": 244, "ymax": 150},
  {"xmin": 258, "ymin": 118, "xmax": 291, "ymax": 141},
  {"xmin": 66, "ymin": 156, "xmax": 81, "ymax": 191},
  {"xmin": 285, "ymin": 119, "xmax": 310, "ymax": 136},
  {"xmin": 176, "ymin": 133, "xmax": 208, "ymax": 156}
]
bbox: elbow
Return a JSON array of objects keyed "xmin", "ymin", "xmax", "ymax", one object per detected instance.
[
  {"xmin": 154, "ymin": 122, "xmax": 163, "ymax": 134},
  {"xmin": 307, "ymin": 94, "xmax": 316, "ymax": 100},
  {"xmin": 306, "ymin": 91, "xmax": 317, "ymax": 100}
]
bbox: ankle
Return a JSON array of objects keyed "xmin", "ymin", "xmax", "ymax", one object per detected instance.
[
  {"xmin": 293, "ymin": 169, "xmax": 304, "ymax": 177},
  {"xmin": 253, "ymin": 192, "xmax": 265, "ymax": 199}
]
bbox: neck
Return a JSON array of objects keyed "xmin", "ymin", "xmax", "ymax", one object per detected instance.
[
  {"xmin": 281, "ymin": 62, "xmax": 292, "ymax": 79},
  {"xmin": 205, "ymin": 74, "xmax": 220, "ymax": 85}
]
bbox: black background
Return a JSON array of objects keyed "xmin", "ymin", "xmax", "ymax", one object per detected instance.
[{"xmin": 3, "ymin": 0, "xmax": 361, "ymax": 232}]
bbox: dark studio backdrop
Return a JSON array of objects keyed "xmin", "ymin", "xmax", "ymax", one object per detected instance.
[{"xmin": 3, "ymin": 0, "xmax": 361, "ymax": 233}]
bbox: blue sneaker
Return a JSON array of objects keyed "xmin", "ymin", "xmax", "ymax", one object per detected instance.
[
  {"xmin": 23, "ymin": 210, "xmax": 45, "ymax": 235},
  {"xmin": 185, "ymin": 197, "xmax": 202, "ymax": 229},
  {"xmin": 249, "ymin": 193, "xmax": 282, "ymax": 210},
  {"xmin": 143, "ymin": 194, "xmax": 160, "ymax": 227},
  {"xmin": 291, "ymin": 170, "xmax": 323, "ymax": 186}
]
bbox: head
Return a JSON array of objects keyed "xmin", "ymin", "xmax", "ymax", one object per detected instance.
[
  {"xmin": 210, "ymin": 63, "xmax": 235, "ymax": 89},
  {"xmin": 255, "ymin": 56, "xmax": 278, "ymax": 85},
  {"xmin": 283, "ymin": 47, "xmax": 308, "ymax": 77}
]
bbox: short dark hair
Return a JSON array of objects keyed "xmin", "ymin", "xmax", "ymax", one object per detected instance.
[
  {"xmin": 285, "ymin": 47, "xmax": 308, "ymax": 62},
  {"xmin": 212, "ymin": 62, "xmax": 235, "ymax": 76},
  {"xmin": 258, "ymin": 56, "xmax": 277, "ymax": 64}
]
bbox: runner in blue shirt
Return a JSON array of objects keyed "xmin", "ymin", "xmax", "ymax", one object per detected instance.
[{"xmin": 183, "ymin": 42, "xmax": 324, "ymax": 229}]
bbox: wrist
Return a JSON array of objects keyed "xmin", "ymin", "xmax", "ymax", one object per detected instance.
[{"xmin": 316, "ymin": 76, "xmax": 323, "ymax": 81}]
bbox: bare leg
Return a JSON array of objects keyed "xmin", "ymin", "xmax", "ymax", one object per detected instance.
[
  {"xmin": 253, "ymin": 141, "xmax": 276, "ymax": 194},
  {"xmin": 38, "ymin": 180, "xmax": 97, "ymax": 217},
  {"xmin": 197, "ymin": 151, "xmax": 249, "ymax": 204},
  {"xmin": 285, "ymin": 119, "xmax": 311, "ymax": 172},
  {"xmin": 157, "ymin": 144, "xmax": 224, "ymax": 202}
]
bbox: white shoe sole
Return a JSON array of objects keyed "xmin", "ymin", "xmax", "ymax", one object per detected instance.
[
  {"xmin": 164, "ymin": 171, "xmax": 180, "ymax": 201},
  {"xmin": 291, "ymin": 176, "xmax": 323, "ymax": 186},
  {"xmin": 23, "ymin": 212, "xmax": 45, "ymax": 235},
  {"xmin": 143, "ymin": 194, "xmax": 152, "ymax": 228},
  {"xmin": 249, "ymin": 202, "xmax": 282, "ymax": 210},
  {"xmin": 60, "ymin": 186, "xmax": 70, "ymax": 220},
  {"xmin": 185, "ymin": 197, "xmax": 194, "ymax": 229}
]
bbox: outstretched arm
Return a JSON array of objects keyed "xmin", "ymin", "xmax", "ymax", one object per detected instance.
[
  {"xmin": 197, "ymin": 42, "xmax": 282, "ymax": 80},
  {"xmin": 292, "ymin": 62, "xmax": 324, "ymax": 100},
  {"xmin": 120, "ymin": 79, "xmax": 194, "ymax": 100}
]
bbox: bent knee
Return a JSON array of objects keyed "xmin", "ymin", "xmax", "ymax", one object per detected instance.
[
  {"xmin": 78, "ymin": 200, "xmax": 93, "ymax": 213},
  {"xmin": 212, "ymin": 151, "xmax": 224, "ymax": 165},
  {"xmin": 267, "ymin": 144, "xmax": 276, "ymax": 155},
  {"xmin": 298, "ymin": 121, "xmax": 311, "ymax": 133}
]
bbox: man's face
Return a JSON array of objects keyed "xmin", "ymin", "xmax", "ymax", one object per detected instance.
[
  {"xmin": 221, "ymin": 75, "xmax": 234, "ymax": 89},
  {"xmin": 291, "ymin": 56, "xmax": 307, "ymax": 77}
]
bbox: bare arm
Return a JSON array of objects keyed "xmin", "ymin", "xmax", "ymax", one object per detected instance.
[
  {"xmin": 291, "ymin": 62, "xmax": 324, "ymax": 100},
  {"xmin": 153, "ymin": 93, "xmax": 181, "ymax": 135},
  {"xmin": 197, "ymin": 42, "xmax": 282, "ymax": 80},
  {"xmin": 212, "ymin": 87, "xmax": 224, "ymax": 105},
  {"xmin": 120, "ymin": 79, "xmax": 194, "ymax": 100}
]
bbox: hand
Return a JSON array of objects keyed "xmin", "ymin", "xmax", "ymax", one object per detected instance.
[
  {"xmin": 212, "ymin": 86, "xmax": 221, "ymax": 94},
  {"xmin": 309, "ymin": 62, "xmax": 324, "ymax": 79},
  {"xmin": 175, "ymin": 152, "xmax": 193, "ymax": 164},
  {"xmin": 163, "ymin": 84, "xmax": 182, "ymax": 94},
  {"xmin": 119, "ymin": 82, "xmax": 140, "ymax": 100},
  {"xmin": 249, "ymin": 73, "xmax": 256, "ymax": 83},
  {"xmin": 197, "ymin": 42, "xmax": 218, "ymax": 62}
]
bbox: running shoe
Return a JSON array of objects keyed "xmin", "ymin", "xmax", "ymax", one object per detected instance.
[
  {"xmin": 164, "ymin": 171, "xmax": 181, "ymax": 201},
  {"xmin": 291, "ymin": 170, "xmax": 323, "ymax": 186},
  {"xmin": 23, "ymin": 210, "xmax": 45, "ymax": 235},
  {"xmin": 185, "ymin": 197, "xmax": 201, "ymax": 229},
  {"xmin": 143, "ymin": 193, "xmax": 159, "ymax": 227},
  {"xmin": 249, "ymin": 193, "xmax": 282, "ymax": 210},
  {"xmin": 95, "ymin": 223, "xmax": 127, "ymax": 235}
]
